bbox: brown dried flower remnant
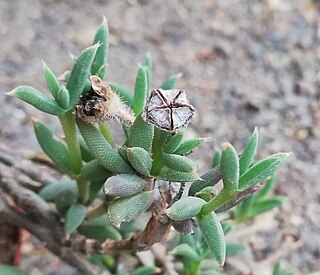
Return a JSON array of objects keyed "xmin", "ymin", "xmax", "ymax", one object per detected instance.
[
  {"xmin": 142, "ymin": 89, "xmax": 195, "ymax": 133},
  {"xmin": 76, "ymin": 75, "xmax": 135, "ymax": 126}
]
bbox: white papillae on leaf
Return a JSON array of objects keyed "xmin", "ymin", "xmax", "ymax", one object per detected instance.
[{"xmin": 142, "ymin": 89, "xmax": 195, "ymax": 133}]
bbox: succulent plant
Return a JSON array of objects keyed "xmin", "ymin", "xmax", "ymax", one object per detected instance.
[{"xmin": 6, "ymin": 18, "xmax": 290, "ymax": 274}]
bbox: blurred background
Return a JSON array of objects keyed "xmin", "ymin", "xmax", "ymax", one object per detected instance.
[{"xmin": 0, "ymin": 0, "xmax": 319, "ymax": 274}]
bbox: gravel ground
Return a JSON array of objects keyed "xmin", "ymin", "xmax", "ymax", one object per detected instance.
[{"xmin": 0, "ymin": 0, "xmax": 319, "ymax": 274}]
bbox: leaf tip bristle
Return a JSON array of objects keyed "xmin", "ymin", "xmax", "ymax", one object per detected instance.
[{"xmin": 5, "ymin": 90, "xmax": 15, "ymax": 96}]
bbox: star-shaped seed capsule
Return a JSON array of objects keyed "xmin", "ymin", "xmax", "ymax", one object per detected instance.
[{"xmin": 142, "ymin": 89, "xmax": 195, "ymax": 133}]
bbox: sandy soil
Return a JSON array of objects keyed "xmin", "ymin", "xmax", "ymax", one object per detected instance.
[{"xmin": 0, "ymin": 0, "xmax": 319, "ymax": 274}]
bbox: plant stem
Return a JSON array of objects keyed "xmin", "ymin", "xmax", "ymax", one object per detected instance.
[
  {"xmin": 59, "ymin": 111, "xmax": 88, "ymax": 203},
  {"xmin": 99, "ymin": 122, "xmax": 113, "ymax": 145},
  {"xmin": 200, "ymin": 189, "xmax": 237, "ymax": 216},
  {"xmin": 59, "ymin": 111, "xmax": 82, "ymax": 174},
  {"xmin": 86, "ymin": 203, "xmax": 106, "ymax": 221},
  {"xmin": 77, "ymin": 179, "xmax": 90, "ymax": 204},
  {"xmin": 151, "ymin": 129, "xmax": 168, "ymax": 175}
]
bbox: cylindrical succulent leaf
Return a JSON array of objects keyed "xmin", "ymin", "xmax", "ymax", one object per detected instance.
[
  {"xmin": 127, "ymin": 115, "xmax": 154, "ymax": 153},
  {"xmin": 197, "ymin": 212, "xmax": 226, "ymax": 266},
  {"xmin": 127, "ymin": 147, "xmax": 152, "ymax": 176},
  {"xmin": 64, "ymin": 203, "xmax": 87, "ymax": 233},
  {"xmin": 42, "ymin": 61, "xmax": 60, "ymax": 100},
  {"xmin": 76, "ymin": 118, "xmax": 133, "ymax": 174},
  {"xmin": 67, "ymin": 44, "xmax": 99, "ymax": 109},
  {"xmin": 239, "ymin": 127, "xmax": 259, "ymax": 175},
  {"xmin": 238, "ymin": 153, "xmax": 290, "ymax": 190},
  {"xmin": 91, "ymin": 16, "xmax": 109, "ymax": 76},
  {"xmin": 103, "ymin": 174, "xmax": 147, "ymax": 197},
  {"xmin": 33, "ymin": 120, "xmax": 71, "ymax": 172},
  {"xmin": 56, "ymin": 86, "xmax": 70, "ymax": 109},
  {"xmin": 78, "ymin": 216, "xmax": 122, "ymax": 241},
  {"xmin": 110, "ymin": 83, "xmax": 133, "ymax": 107},
  {"xmin": 161, "ymin": 73, "xmax": 182, "ymax": 90},
  {"xmin": 174, "ymin": 138, "xmax": 208, "ymax": 155},
  {"xmin": 108, "ymin": 191, "xmax": 154, "ymax": 228},
  {"xmin": 188, "ymin": 165, "xmax": 221, "ymax": 196},
  {"xmin": 169, "ymin": 243, "xmax": 201, "ymax": 261},
  {"xmin": 156, "ymin": 166, "xmax": 200, "ymax": 182},
  {"xmin": 7, "ymin": 86, "xmax": 66, "ymax": 116},
  {"xmin": 79, "ymin": 160, "xmax": 112, "ymax": 181},
  {"xmin": 195, "ymin": 186, "xmax": 218, "ymax": 201},
  {"xmin": 133, "ymin": 65, "xmax": 148, "ymax": 116},
  {"xmin": 167, "ymin": 197, "xmax": 206, "ymax": 221},
  {"xmin": 162, "ymin": 153, "xmax": 196, "ymax": 173},
  {"xmin": 220, "ymin": 143, "xmax": 239, "ymax": 191},
  {"xmin": 144, "ymin": 52, "xmax": 152, "ymax": 92},
  {"xmin": 164, "ymin": 132, "xmax": 183, "ymax": 153}
]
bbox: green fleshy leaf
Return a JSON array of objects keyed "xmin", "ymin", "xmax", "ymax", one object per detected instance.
[
  {"xmin": 109, "ymin": 83, "xmax": 133, "ymax": 106},
  {"xmin": 91, "ymin": 17, "xmax": 109, "ymax": 76},
  {"xmin": 108, "ymin": 191, "xmax": 153, "ymax": 227},
  {"xmin": 0, "ymin": 264, "xmax": 27, "ymax": 275},
  {"xmin": 133, "ymin": 65, "xmax": 148, "ymax": 116},
  {"xmin": 163, "ymin": 153, "xmax": 196, "ymax": 173},
  {"xmin": 164, "ymin": 132, "xmax": 183, "ymax": 153},
  {"xmin": 249, "ymin": 197, "xmax": 283, "ymax": 217},
  {"xmin": 238, "ymin": 153, "xmax": 290, "ymax": 190},
  {"xmin": 79, "ymin": 137, "xmax": 94, "ymax": 162},
  {"xmin": 195, "ymin": 186, "xmax": 217, "ymax": 201},
  {"xmin": 167, "ymin": 197, "xmax": 206, "ymax": 221},
  {"xmin": 174, "ymin": 138, "xmax": 208, "ymax": 155},
  {"xmin": 79, "ymin": 160, "xmax": 112, "ymax": 181},
  {"xmin": 170, "ymin": 243, "xmax": 201, "ymax": 261},
  {"xmin": 127, "ymin": 147, "xmax": 152, "ymax": 176},
  {"xmin": 144, "ymin": 53, "xmax": 152, "ymax": 92},
  {"xmin": 77, "ymin": 118, "xmax": 133, "ymax": 174},
  {"xmin": 39, "ymin": 180, "xmax": 78, "ymax": 202},
  {"xmin": 197, "ymin": 212, "xmax": 226, "ymax": 267},
  {"xmin": 64, "ymin": 203, "xmax": 87, "ymax": 233},
  {"xmin": 78, "ymin": 216, "xmax": 122, "ymax": 241},
  {"xmin": 87, "ymin": 180, "xmax": 105, "ymax": 205},
  {"xmin": 55, "ymin": 189, "xmax": 77, "ymax": 214},
  {"xmin": 67, "ymin": 44, "xmax": 99, "ymax": 108},
  {"xmin": 226, "ymin": 244, "xmax": 245, "ymax": 257},
  {"xmin": 98, "ymin": 122, "xmax": 113, "ymax": 145},
  {"xmin": 220, "ymin": 143, "xmax": 239, "ymax": 191},
  {"xmin": 161, "ymin": 73, "xmax": 182, "ymax": 90},
  {"xmin": 212, "ymin": 150, "xmax": 221, "ymax": 168},
  {"xmin": 156, "ymin": 166, "xmax": 200, "ymax": 182},
  {"xmin": 33, "ymin": 120, "xmax": 71, "ymax": 172},
  {"xmin": 56, "ymin": 86, "xmax": 70, "ymax": 109},
  {"xmin": 132, "ymin": 266, "xmax": 157, "ymax": 275},
  {"xmin": 7, "ymin": 86, "xmax": 65, "ymax": 116},
  {"xmin": 239, "ymin": 127, "xmax": 259, "ymax": 175},
  {"xmin": 188, "ymin": 165, "xmax": 221, "ymax": 196},
  {"xmin": 127, "ymin": 115, "xmax": 154, "ymax": 153},
  {"xmin": 103, "ymin": 174, "xmax": 147, "ymax": 197},
  {"xmin": 42, "ymin": 61, "xmax": 60, "ymax": 100},
  {"xmin": 97, "ymin": 64, "xmax": 107, "ymax": 79}
]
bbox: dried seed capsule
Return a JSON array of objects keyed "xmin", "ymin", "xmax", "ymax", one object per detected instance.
[
  {"xmin": 142, "ymin": 89, "xmax": 195, "ymax": 133},
  {"xmin": 103, "ymin": 174, "xmax": 147, "ymax": 197},
  {"xmin": 76, "ymin": 75, "xmax": 135, "ymax": 126}
]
